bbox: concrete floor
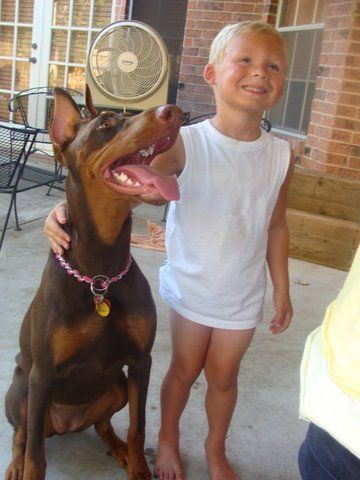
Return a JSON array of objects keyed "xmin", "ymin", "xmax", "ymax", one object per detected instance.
[{"xmin": 0, "ymin": 185, "xmax": 347, "ymax": 479}]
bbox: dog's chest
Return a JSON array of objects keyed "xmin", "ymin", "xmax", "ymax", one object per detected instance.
[{"xmin": 51, "ymin": 309, "xmax": 153, "ymax": 369}]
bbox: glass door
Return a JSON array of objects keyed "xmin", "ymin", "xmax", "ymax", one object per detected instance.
[{"xmin": 0, "ymin": 0, "xmax": 54, "ymax": 127}]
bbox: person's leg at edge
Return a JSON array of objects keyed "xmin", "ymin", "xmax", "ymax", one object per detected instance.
[
  {"xmin": 204, "ymin": 327, "xmax": 256, "ymax": 480},
  {"xmin": 155, "ymin": 309, "xmax": 213, "ymax": 479}
]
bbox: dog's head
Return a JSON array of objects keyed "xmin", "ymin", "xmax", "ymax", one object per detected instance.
[{"xmin": 50, "ymin": 86, "xmax": 182, "ymax": 204}]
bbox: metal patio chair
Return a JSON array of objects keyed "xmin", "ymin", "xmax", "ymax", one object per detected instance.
[
  {"xmin": 8, "ymin": 86, "xmax": 83, "ymax": 136},
  {"xmin": 0, "ymin": 123, "xmax": 66, "ymax": 252}
]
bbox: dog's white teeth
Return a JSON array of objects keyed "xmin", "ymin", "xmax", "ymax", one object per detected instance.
[
  {"xmin": 119, "ymin": 173, "xmax": 128, "ymax": 182},
  {"xmin": 113, "ymin": 171, "xmax": 142, "ymax": 187},
  {"xmin": 139, "ymin": 145, "xmax": 155, "ymax": 157}
]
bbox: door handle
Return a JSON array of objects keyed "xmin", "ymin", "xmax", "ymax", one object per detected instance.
[{"xmin": 28, "ymin": 57, "xmax": 37, "ymax": 64}]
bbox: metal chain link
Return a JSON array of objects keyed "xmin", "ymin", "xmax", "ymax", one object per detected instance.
[{"xmin": 55, "ymin": 253, "xmax": 132, "ymax": 289}]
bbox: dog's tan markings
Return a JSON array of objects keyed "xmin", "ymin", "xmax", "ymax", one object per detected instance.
[
  {"xmin": 73, "ymin": 146, "xmax": 130, "ymax": 244},
  {"xmin": 52, "ymin": 315, "xmax": 103, "ymax": 365},
  {"xmin": 76, "ymin": 124, "xmax": 156, "ymax": 244},
  {"xmin": 83, "ymin": 180, "xmax": 131, "ymax": 244},
  {"xmin": 4, "ymin": 401, "xmax": 27, "ymax": 480},
  {"xmin": 95, "ymin": 418, "xmax": 128, "ymax": 467},
  {"xmin": 23, "ymin": 456, "xmax": 44, "ymax": 479},
  {"xmin": 121, "ymin": 315, "xmax": 154, "ymax": 353}
]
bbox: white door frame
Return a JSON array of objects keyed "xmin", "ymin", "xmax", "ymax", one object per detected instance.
[{"xmin": 27, "ymin": 0, "xmax": 53, "ymax": 129}]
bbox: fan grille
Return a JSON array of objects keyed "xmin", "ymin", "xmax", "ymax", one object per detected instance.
[{"xmin": 89, "ymin": 23, "xmax": 167, "ymax": 101}]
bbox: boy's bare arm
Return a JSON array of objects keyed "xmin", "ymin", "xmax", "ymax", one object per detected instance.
[
  {"xmin": 44, "ymin": 201, "xmax": 70, "ymax": 254},
  {"xmin": 266, "ymin": 151, "xmax": 295, "ymax": 334}
]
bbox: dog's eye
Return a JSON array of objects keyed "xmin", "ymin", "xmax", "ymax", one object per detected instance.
[{"xmin": 98, "ymin": 120, "xmax": 112, "ymax": 130}]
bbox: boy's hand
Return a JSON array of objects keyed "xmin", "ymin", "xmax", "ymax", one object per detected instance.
[
  {"xmin": 269, "ymin": 291, "xmax": 293, "ymax": 334},
  {"xmin": 43, "ymin": 201, "xmax": 70, "ymax": 254}
]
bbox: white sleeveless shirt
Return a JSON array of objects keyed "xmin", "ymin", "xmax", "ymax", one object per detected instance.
[{"xmin": 159, "ymin": 120, "xmax": 290, "ymax": 329}]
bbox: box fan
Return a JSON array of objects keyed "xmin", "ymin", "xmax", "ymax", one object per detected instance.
[{"xmin": 86, "ymin": 20, "xmax": 170, "ymax": 111}]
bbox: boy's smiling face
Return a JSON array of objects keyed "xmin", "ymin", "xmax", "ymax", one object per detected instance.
[{"xmin": 205, "ymin": 32, "xmax": 287, "ymax": 117}]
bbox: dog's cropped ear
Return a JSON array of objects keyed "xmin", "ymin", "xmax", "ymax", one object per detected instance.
[
  {"xmin": 85, "ymin": 84, "xmax": 98, "ymax": 119},
  {"xmin": 50, "ymin": 88, "xmax": 82, "ymax": 164}
]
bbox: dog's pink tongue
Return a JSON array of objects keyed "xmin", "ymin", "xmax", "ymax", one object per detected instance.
[{"xmin": 122, "ymin": 165, "xmax": 179, "ymax": 201}]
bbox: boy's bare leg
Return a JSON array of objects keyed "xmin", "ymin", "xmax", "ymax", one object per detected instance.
[
  {"xmin": 204, "ymin": 327, "xmax": 255, "ymax": 480},
  {"xmin": 155, "ymin": 310, "xmax": 212, "ymax": 479}
]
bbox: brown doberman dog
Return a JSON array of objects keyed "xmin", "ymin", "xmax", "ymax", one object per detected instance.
[{"xmin": 5, "ymin": 87, "xmax": 183, "ymax": 480}]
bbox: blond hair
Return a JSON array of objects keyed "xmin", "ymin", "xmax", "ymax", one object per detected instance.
[{"xmin": 209, "ymin": 21, "xmax": 285, "ymax": 64}]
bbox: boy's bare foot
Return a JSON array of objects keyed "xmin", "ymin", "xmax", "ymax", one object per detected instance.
[
  {"xmin": 155, "ymin": 439, "xmax": 185, "ymax": 479},
  {"xmin": 205, "ymin": 440, "xmax": 240, "ymax": 480}
]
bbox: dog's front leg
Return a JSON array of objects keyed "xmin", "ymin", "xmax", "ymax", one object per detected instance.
[
  {"xmin": 23, "ymin": 366, "xmax": 49, "ymax": 480},
  {"xmin": 126, "ymin": 354, "xmax": 152, "ymax": 480}
]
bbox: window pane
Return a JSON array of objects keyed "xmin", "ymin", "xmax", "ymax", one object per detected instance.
[
  {"xmin": 268, "ymin": 81, "xmax": 287, "ymax": 127},
  {"xmin": 292, "ymin": 30, "xmax": 315, "ymax": 79},
  {"xmin": 50, "ymin": 29, "xmax": 67, "ymax": 62},
  {"xmin": 0, "ymin": 26, "xmax": 14, "ymax": 56},
  {"xmin": 1, "ymin": 0, "xmax": 15, "ymax": 22},
  {"xmin": 93, "ymin": 0, "xmax": 112, "ymax": 28},
  {"xmin": 277, "ymin": 1, "xmax": 325, "ymax": 134},
  {"xmin": 73, "ymin": 1, "xmax": 90, "ymax": 27},
  {"xmin": 282, "ymin": 31, "xmax": 295, "ymax": 76},
  {"xmin": 18, "ymin": 0, "xmax": 34, "ymax": 23},
  {"xmin": 315, "ymin": 0, "xmax": 326, "ymax": 23},
  {"xmin": 49, "ymin": 64, "xmax": 65, "ymax": 87},
  {"xmin": 0, "ymin": 60, "xmax": 12, "ymax": 89},
  {"xmin": 14, "ymin": 95, "xmax": 27, "ymax": 123},
  {"xmin": 310, "ymin": 30, "xmax": 323, "ymax": 80},
  {"xmin": 0, "ymin": 93, "xmax": 11, "ymax": 121},
  {"xmin": 70, "ymin": 31, "xmax": 88, "ymax": 63},
  {"xmin": 45, "ymin": 99, "xmax": 55, "ymax": 128},
  {"xmin": 301, "ymin": 81, "xmax": 315, "ymax": 132},
  {"xmin": 281, "ymin": 1, "xmax": 297, "ymax": 27},
  {"xmin": 91, "ymin": 30, "xmax": 98, "ymax": 45},
  {"xmin": 17, "ymin": 27, "xmax": 32, "ymax": 58},
  {"xmin": 297, "ymin": 0, "xmax": 315, "ymax": 25},
  {"xmin": 68, "ymin": 66, "xmax": 85, "ymax": 91},
  {"xmin": 15, "ymin": 61, "xmax": 30, "ymax": 90},
  {"xmin": 53, "ymin": 0, "xmax": 70, "ymax": 26},
  {"xmin": 284, "ymin": 81, "xmax": 306, "ymax": 131}
]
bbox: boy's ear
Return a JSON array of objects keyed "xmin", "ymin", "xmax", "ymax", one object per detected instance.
[{"xmin": 203, "ymin": 63, "xmax": 216, "ymax": 86}]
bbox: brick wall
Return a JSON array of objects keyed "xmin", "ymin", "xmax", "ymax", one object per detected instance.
[{"xmin": 300, "ymin": 0, "xmax": 360, "ymax": 179}]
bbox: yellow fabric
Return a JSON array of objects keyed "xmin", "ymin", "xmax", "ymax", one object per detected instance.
[
  {"xmin": 322, "ymin": 245, "xmax": 360, "ymax": 399},
  {"xmin": 299, "ymin": 327, "xmax": 360, "ymax": 458}
]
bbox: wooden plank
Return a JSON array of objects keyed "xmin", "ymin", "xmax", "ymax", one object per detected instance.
[
  {"xmin": 288, "ymin": 167, "xmax": 360, "ymax": 222},
  {"xmin": 287, "ymin": 209, "xmax": 360, "ymax": 271}
]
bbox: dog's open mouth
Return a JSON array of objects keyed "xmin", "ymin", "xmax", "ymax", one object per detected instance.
[{"xmin": 102, "ymin": 135, "xmax": 179, "ymax": 201}]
